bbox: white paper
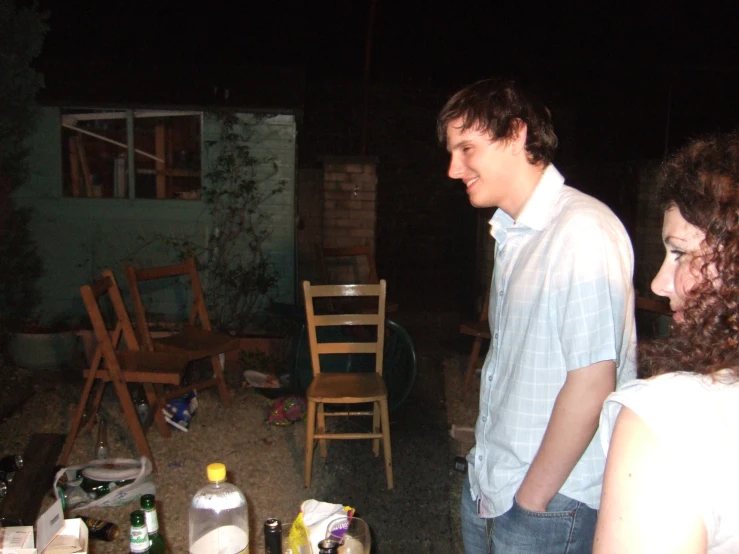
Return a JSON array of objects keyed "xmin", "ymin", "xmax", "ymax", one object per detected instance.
[{"xmin": 35, "ymin": 500, "xmax": 64, "ymax": 554}]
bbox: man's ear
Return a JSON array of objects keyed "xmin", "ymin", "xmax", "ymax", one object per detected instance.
[{"xmin": 510, "ymin": 119, "xmax": 528, "ymax": 155}]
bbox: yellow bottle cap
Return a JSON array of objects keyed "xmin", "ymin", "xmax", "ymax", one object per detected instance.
[{"xmin": 207, "ymin": 462, "xmax": 226, "ymax": 482}]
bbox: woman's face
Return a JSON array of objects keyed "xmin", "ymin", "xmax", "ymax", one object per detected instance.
[{"xmin": 651, "ymin": 206, "xmax": 707, "ymax": 323}]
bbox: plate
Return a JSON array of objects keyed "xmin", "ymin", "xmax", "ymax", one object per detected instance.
[
  {"xmin": 244, "ymin": 370, "xmax": 281, "ymax": 389},
  {"xmin": 81, "ymin": 461, "xmax": 141, "ymax": 481}
]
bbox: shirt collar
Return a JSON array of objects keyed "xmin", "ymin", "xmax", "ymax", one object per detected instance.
[{"xmin": 489, "ymin": 164, "xmax": 564, "ymax": 243}]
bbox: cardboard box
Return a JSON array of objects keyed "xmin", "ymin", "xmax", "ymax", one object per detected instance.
[
  {"xmin": 0, "ymin": 500, "xmax": 88, "ymax": 554},
  {"xmin": 0, "ymin": 526, "xmax": 35, "ymax": 554}
]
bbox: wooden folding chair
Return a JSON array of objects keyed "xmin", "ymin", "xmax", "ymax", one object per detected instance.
[
  {"xmin": 302, "ymin": 280, "xmax": 393, "ymax": 489},
  {"xmin": 60, "ymin": 270, "xmax": 190, "ymax": 471},
  {"xmin": 460, "ymin": 287, "xmax": 491, "ymax": 395},
  {"xmin": 125, "ymin": 257, "xmax": 237, "ymax": 407}
]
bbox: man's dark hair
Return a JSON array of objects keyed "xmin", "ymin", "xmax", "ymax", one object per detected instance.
[{"xmin": 436, "ymin": 78, "xmax": 558, "ymax": 165}]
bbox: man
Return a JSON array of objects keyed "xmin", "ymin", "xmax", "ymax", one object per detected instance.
[{"xmin": 438, "ymin": 78, "xmax": 636, "ymax": 553}]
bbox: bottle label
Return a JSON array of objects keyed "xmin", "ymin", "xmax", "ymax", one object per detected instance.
[
  {"xmin": 130, "ymin": 528, "xmax": 149, "ymax": 552},
  {"xmin": 85, "ymin": 518, "xmax": 106, "ymax": 532},
  {"xmin": 144, "ymin": 509, "xmax": 159, "ymax": 534}
]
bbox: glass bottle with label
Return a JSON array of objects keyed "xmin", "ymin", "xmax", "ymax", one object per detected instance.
[
  {"xmin": 141, "ymin": 494, "xmax": 167, "ymax": 554},
  {"xmin": 77, "ymin": 515, "xmax": 120, "ymax": 541},
  {"xmin": 129, "ymin": 510, "xmax": 151, "ymax": 554}
]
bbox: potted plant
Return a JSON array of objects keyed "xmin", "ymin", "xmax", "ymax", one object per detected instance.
[{"xmin": 6, "ymin": 315, "xmax": 85, "ymax": 370}]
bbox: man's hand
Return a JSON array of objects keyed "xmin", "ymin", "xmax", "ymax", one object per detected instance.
[{"xmin": 515, "ymin": 487, "xmax": 549, "ymax": 512}]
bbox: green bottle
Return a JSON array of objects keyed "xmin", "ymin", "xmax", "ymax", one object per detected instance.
[
  {"xmin": 129, "ymin": 510, "xmax": 151, "ymax": 554},
  {"xmin": 140, "ymin": 494, "xmax": 167, "ymax": 554}
]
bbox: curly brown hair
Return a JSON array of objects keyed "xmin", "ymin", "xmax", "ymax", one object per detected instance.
[
  {"xmin": 639, "ymin": 131, "xmax": 739, "ymax": 380},
  {"xmin": 436, "ymin": 78, "xmax": 558, "ymax": 166}
]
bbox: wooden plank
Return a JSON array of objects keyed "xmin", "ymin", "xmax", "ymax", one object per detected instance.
[
  {"xmin": 76, "ymin": 136, "xmax": 93, "ymax": 197},
  {"xmin": 155, "ymin": 123, "xmax": 166, "ymax": 199},
  {"xmin": 68, "ymin": 136, "xmax": 82, "ymax": 197},
  {"xmin": 0, "ymin": 433, "xmax": 65, "ymax": 525}
]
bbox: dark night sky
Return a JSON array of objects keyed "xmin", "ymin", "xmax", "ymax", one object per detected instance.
[
  {"xmin": 32, "ymin": 0, "xmax": 739, "ymax": 158},
  {"xmin": 35, "ymin": 1, "xmax": 739, "ymax": 79}
]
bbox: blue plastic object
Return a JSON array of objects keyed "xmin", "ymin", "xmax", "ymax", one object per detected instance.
[{"xmin": 288, "ymin": 319, "xmax": 417, "ymax": 412}]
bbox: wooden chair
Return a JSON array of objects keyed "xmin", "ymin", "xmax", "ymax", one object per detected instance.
[
  {"xmin": 318, "ymin": 245, "xmax": 398, "ymax": 313},
  {"xmin": 460, "ymin": 287, "xmax": 491, "ymax": 395},
  {"xmin": 302, "ymin": 280, "xmax": 393, "ymax": 489},
  {"xmin": 60, "ymin": 270, "xmax": 191, "ymax": 471},
  {"xmin": 125, "ymin": 257, "xmax": 237, "ymax": 407}
]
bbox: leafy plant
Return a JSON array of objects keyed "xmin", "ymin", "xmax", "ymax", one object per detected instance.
[
  {"xmin": 0, "ymin": 0, "xmax": 48, "ymax": 351},
  {"xmin": 158, "ymin": 112, "xmax": 287, "ymax": 334}
]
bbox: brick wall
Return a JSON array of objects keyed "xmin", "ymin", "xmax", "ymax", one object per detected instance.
[
  {"xmin": 321, "ymin": 156, "xmax": 377, "ymax": 283},
  {"xmin": 296, "ymin": 156, "xmax": 379, "ymax": 285}
]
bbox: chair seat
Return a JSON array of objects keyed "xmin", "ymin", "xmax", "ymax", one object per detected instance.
[
  {"xmin": 84, "ymin": 351, "xmax": 188, "ymax": 385},
  {"xmin": 307, "ymin": 372, "xmax": 388, "ymax": 403},
  {"xmin": 153, "ymin": 325, "xmax": 240, "ymax": 358},
  {"xmin": 460, "ymin": 320, "xmax": 491, "ymax": 338}
]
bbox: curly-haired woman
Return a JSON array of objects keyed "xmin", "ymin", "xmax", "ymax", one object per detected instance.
[{"xmin": 594, "ymin": 132, "xmax": 739, "ymax": 553}]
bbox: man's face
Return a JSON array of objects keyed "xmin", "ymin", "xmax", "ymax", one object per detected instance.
[{"xmin": 446, "ymin": 117, "xmax": 517, "ymax": 208}]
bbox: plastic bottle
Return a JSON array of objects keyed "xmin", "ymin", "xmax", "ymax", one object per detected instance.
[{"xmin": 188, "ymin": 462, "xmax": 248, "ymax": 554}]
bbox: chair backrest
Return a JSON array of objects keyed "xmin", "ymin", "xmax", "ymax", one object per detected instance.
[
  {"xmin": 320, "ymin": 245, "xmax": 379, "ymax": 285},
  {"xmin": 302, "ymin": 280, "xmax": 387, "ymax": 376},
  {"xmin": 125, "ymin": 257, "xmax": 212, "ymax": 350},
  {"xmin": 80, "ymin": 269, "xmax": 140, "ymax": 372}
]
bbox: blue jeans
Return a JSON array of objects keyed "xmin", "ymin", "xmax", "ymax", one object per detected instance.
[{"xmin": 461, "ymin": 474, "xmax": 597, "ymax": 554}]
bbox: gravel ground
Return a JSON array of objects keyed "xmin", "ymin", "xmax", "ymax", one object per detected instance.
[
  {"xmin": 0, "ymin": 363, "xmax": 310, "ymax": 553},
  {"xmin": 0, "ymin": 333, "xmax": 480, "ymax": 554}
]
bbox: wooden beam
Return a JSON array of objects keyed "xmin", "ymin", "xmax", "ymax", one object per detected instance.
[
  {"xmin": 76, "ymin": 136, "xmax": 93, "ymax": 197},
  {"xmin": 155, "ymin": 123, "xmax": 166, "ymax": 199},
  {"xmin": 68, "ymin": 136, "xmax": 82, "ymax": 197},
  {"xmin": 62, "ymin": 123, "xmax": 164, "ymax": 163},
  {"xmin": 0, "ymin": 433, "xmax": 65, "ymax": 525}
]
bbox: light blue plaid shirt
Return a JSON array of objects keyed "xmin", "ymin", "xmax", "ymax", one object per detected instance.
[{"xmin": 466, "ymin": 164, "xmax": 637, "ymax": 518}]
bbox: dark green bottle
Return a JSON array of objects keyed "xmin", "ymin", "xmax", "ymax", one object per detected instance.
[
  {"xmin": 129, "ymin": 510, "xmax": 151, "ymax": 554},
  {"xmin": 140, "ymin": 494, "xmax": 167, "ymax": 554}
]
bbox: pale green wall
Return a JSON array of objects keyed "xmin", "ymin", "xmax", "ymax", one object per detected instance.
[{"xmin": 16, "ymin": 107, "xmax": 296, "ymax": 326}]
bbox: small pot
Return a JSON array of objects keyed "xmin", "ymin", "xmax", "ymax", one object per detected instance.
[{"xmin": 7, "ymin": 330, "xmax": 79, "ymax": 370}]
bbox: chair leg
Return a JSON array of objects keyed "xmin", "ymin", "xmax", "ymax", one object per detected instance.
[
  {"xmin": 317, "ymin": 403, "xmax": 327, "ymax": 457},
  {"xmin": 372, "ymin": 401, "xmax": 380, "ymax": 456},
  {"xmin": 210, "ymin": 353, "xmax": 231, "ymax": 408},
  {"xmin": 304, "ymin": 399, "xmax": 317, "ymax": 488},
  {"xmin": 463, "ymin": 337, "xmax": 484, "ymax": 395},
  {"xmin": 379, "ymin": 397, "xmax": 393, "ymax": 490},
  {"xmin": 60, "ymin": 372, "xmax": 100, "ymax": 466},
  {"xmin": 144, "ymin": 383, "xmax": 171, "ymax": 438},
  {"xmin": 110, "ymin": 376, "xmax": 158, "ymax": 472}
]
